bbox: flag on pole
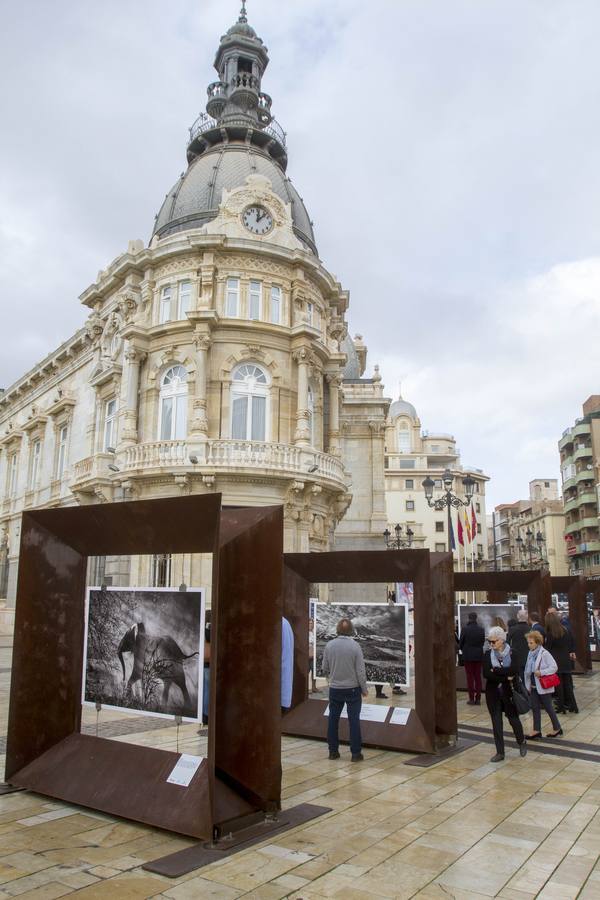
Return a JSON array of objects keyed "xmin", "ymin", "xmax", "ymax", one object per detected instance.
[
  {"xmin": 449, "ymin": 514, "xmax": 456, "ymax": 550},
  {"xmin": 471, "ymin": 503, "xmax": 477, "ymax": 540},
  {"xmin": 457, "ymin": 512, "xmax": 464, "ymax": 546},
  {"xmin": 464, "ymin": 507, "xmax": 472, "ymax": 543}
]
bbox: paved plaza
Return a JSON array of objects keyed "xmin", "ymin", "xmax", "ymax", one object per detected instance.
[{"xmin": 0, "ymin": 634, "xmax": 599, "ymax": 899}]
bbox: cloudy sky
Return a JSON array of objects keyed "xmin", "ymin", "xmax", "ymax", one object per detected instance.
[{"xmin": 2, "ymin": 0, "xmax": 600, "ymax": 507}]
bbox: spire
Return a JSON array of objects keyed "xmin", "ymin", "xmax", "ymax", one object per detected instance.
[{"xmin": 238, "ymin": 0, "xmax": 248, "ymax": 24}]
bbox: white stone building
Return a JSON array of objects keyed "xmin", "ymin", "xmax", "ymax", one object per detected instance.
[
  {"xmin": 384, "ymin": 394, "xmax": 489, "ymax": 567},
  {"xmin": 0, "ymin": 8, "xmax": 385, "ymax": 607}
]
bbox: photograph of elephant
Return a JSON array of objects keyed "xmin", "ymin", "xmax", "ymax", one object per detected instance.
[
  {"xmin": 82, "ymin": 587, "xmax": 204, "ymax": 721},
  {"xmin": 458, "ymin": 603, "xmax": 523, "ymax": 643},
  {"xmin": 315, "ymin": 603, "xmax": 408, "ymax": 687}
]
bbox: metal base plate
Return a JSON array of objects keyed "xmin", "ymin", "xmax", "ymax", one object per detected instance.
[{"xmin": 143, "ymin": 803, "xmax": 332, "ymax": 878}]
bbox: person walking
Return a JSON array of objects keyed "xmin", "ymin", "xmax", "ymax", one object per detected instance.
[
  {"xmin": 524, "ymin": 630, "xmax": 562, "ymax": 739},
  {"xmin": 545, "ymin": 612, "xmax": 578, "ymax": 714},
  {"xmin": 459, "ymin": 612, "xmax": 485, "ymax": 705},
  {"xmin": 507, "ymin": 609, "xmax": 530, "ymax": 679},
  {"xmin": 322, "ymin": 617, "xmax": 368, "ymax": 762},
  {"xmin": 483, "ymin": 626, "xmax": 527, "ymax": 763}
]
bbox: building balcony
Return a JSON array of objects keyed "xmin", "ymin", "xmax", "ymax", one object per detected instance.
[
  {"xmin": 573, "ymin": 421, "xmax": 592, "ymax": 438},
  {"xmin": 121, "ymin": 439, "xmax": 348, "ymax": 488},
  {"xmin": 559, "ymin": 431, "xmax": 574, "ymax": 452},
  {"xmin": 564, "ymin": 490, "xmax": 598, "ymax": 514},
  {"xmin": 71, "ymin": 453, "xmax": 118, "ymax": 489},
  {"xmin": 565, "ymin": 516, "xmax": 599, "ymax": 536},
  {"xmin": 575, "ymin": 469, "xmax": 595, "ymax": 485},
  {"xmin": 573, "ymin": 540, "xmax": 600, "ymax": 555},
  {"xmin": 574, "ymin": 444, "xmax": 593, "ymax": 462}
]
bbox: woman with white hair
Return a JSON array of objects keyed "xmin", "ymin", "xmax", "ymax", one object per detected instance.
[{"xmin": 483, "ymin": 625, "xmax": 528, "ymax": 762}]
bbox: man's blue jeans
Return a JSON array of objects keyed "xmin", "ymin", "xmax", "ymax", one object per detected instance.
[{"xmin": 328, "ymin": 686, "xmax": 362, "ymax": 756}]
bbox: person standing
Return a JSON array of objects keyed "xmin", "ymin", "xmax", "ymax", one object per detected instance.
[
  {"xmin": 507, "ymin": 609, "xmax": 530, "ymax": 679},
  {"xmin": 544, "ymin": 612, "xmax": 578, "ymax": 714},
  {"xmin": 592, "ymin": 607, "xmax": 600, "ymax": 644},
  {"xmin": 308, "ymin": 617, "xmax": 319, "ymax": 693},
  {"xmin": 322, "ymin": 618, "xmax": 368, "ymax": 762},
  {"xmin": 483, "ymin": 626, "xmax": 527, "ymax": 762},
  {"xmin": 459, "ymin": 612, "xmax": 485, "ymax": 705},
  {"xmin": 529, "ymin": 612, "xmax": 545, "ymax": 640},
  {"xmin": 281, "ymin": 617, "xmax": 294, "ymax": 712},
  {"xmin": 524, "ymin": 630, "xmax": 562, "ymax": 739}
]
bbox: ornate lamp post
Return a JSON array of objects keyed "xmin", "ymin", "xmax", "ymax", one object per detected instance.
[
  {"xmin": 383, "ymin": 523, "xmax": 414, "ymax": 549},
  {"xmin": 422, "ymin": 469, "xmax": 476, "ymax": 554},
  {"xmin": 516, "ymin": 527, "xmax": 547, "ymax": 569}
]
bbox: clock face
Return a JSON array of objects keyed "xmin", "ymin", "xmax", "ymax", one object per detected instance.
[{"xmin": 242, "ymin": 205, "xmax": 274, "ymax": 235}]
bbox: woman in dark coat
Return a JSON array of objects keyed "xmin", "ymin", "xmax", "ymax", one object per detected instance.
[
  {"xmin": 459, "ymin": 612, "xmax": 485, "ymax": 705},
  {"xmin": 544, "ymin": 613, "xmax": 578, "ymax": 713},
  {"xmin": 483, "ymin": 626, "xmax": 527, "ymax": 762}
]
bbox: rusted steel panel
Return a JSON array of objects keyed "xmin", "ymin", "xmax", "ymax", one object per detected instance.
[
  {"xmin": 430, "ymin": 553, "xmax": 457, "ymax": 740},
  {"xmin": 214, "ymin": 506, "xmax": 283, "ymax": 813},
  {"xmin": 10, "ymin": 733, "xmax": 215, "ymax": 838},
  {"xmin": 6, "ymin": 515, "xmax": 87, "ymax": 780},
  {"xmin": 551, "ymin": 576, "xmax": 592, "ymax": 673}
]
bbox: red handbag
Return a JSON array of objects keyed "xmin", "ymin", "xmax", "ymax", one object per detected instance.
[{"xmin": 539, "ymin": 673, "xmax": 560, "ymax": 689}]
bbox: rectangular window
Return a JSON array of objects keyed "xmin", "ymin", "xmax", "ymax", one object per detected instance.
[
  {"xmin": 104, "ymin": 398, "xmax": 117, "ymax": 451},
  {"xmin": 307, "ymin": 301, "xmax": 314, "ymax": 325},
  {"xmin": 476, "ymin": 502, "xmax": 481, "ymax": 513},
  {"xmin": 152, "ymin": 554, "xmax": 171, "ymax": 588},
  {"xmin": 178, "ymin": 281, "xmax": 192, "ymax": 319},
  {"xmin": 160, "ymin": 286, "xmax": 172, "ymax": 324},
  {"xmin": 435, "ymin": 542, "xmax": 446, "ymax": 552},
  {"xmin": 30, "ymin": 439, "xmax": 41, "ymax": 490},
  {"xmin": 477, "ymin": 523, "xmax": 482, "ymax": 534},
  {"xmin": 231, "ymin": 394, "xmax": 248, "ymax": 440},
  {"xmin": 399, "ymin": 459, "xmax": 415, "ymax": 469},
  {"xmin": 405, "ymin": 478, "xmax": 414, "ymax": 488},
  {"xmin": 431, "ymin": 444, "xmax": 439, "ymax": 453},
  {"xmin": 226, "ymin": 278, "xmax": 240, "ymax": 317},
  {"xmin": 434, "ymin": 479, "xmax": 442, "ymax": 488},
  {"xmin": 435, "ymin": 521, "xmax": 444, "ymax": 532},
  {"xmin": 8, "ymin": 454, "xmax": 18, "ymax": 497},
  {"xmin": 249, "ymin": 280, "xmax": 262, "ymax": 320},
  {"xmin": 57, "ymin": 425, "xmax": 68, "ymax": 479},
  {"xmin": 406, "ymin": 500, "xmax": 415, "ymax": 511},
  {"xmin": 271, "ymin": 285, "xmax": 281, "ymax": 324}
]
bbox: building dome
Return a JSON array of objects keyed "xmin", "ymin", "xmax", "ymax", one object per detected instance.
[
  {"xmin": 389, "ymin": 396, "xmax": 417, "ymax": 420},
  {"xmin": 153, "ymin": 145, "xmax": 317, "ymax": 253}
]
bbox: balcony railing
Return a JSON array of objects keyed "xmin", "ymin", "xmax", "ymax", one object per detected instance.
[
  {"xmin": 188, "ymin": 112, "xmax": 286, "ymax": 148},
  {"xmin": 119, "ymin": 439, "xmax": 346, "ymax": 484}
]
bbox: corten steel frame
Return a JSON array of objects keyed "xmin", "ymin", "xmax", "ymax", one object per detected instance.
[
  {"xmin": 550, "ymin": 576, "xmax": 592, "ymax": 674},
  {"xmin": 5, "ymin": 495, "xmax": 283, "ymax": 840},
  {"xmin": 453, "ymin": 570, "xmax": 552, "ymax": 693},
  {"xmin": 586, "ymin": 580, "xmax": 600, "ymax": 662},
  {"xmin": 281, "ymin": 549, "xmax": 456, "ymax": 754}
]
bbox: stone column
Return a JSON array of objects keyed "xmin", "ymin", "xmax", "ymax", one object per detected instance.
[
  {"xmin": 368, "ymin": 419, "xmax": 388, "ymax": 533},
  {"xmin": 326, "ymin": 373, "xmax": 342, "ymax": 456},
  {"xmin": 121, "ymin": 343, "xmax": 146, "ymax": 445},
  {"xmin": 293, "ymin": 348, "xmax": 311, "ymax": 446},
  {"xmin": 190, "ymin": 334, "xmax": 210, "ymax": 437}
]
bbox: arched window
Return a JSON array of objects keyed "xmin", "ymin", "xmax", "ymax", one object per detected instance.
[
  {"xmin": 159, "ymin": 366, "xmax": 188, "ymax": 440},
  {"xmin": 231, "ymin": 363, "xmax": 269, "ymax": 441},
  {"xmin": 397, "ymin": 420, "xmax": 411, "ymax": 452},
  {"xmin": 307, "ymin": 386, "xmax": 315, "ymax": 446}
]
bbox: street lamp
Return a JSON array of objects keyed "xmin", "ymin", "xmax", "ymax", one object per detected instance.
[
  {"xmin": 383, "ymin": 523, "xmax": 414, "ymax": 549},
  {"xmin": 516, "ymin": 527, "xmax": 547, "ymax": 569},
  {"xmin": 422, "ymin": 469, "xmax": 476, "ymax": 553}
]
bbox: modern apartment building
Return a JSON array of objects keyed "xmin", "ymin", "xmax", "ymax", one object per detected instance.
[
  {"xmin": 491, "ymin": 480, "xmax": 568, "ymax": 575},
  {"xmin": 559, "ymin": 395, "xmax": 600, "ymax": 576}
]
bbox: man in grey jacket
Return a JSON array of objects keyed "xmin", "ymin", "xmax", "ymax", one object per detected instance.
[{"xmin": 322, "ymin": 617, "xmax": 368, "ymax": 762}]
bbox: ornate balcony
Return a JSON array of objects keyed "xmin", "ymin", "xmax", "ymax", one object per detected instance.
[{"xmin": 121, "ymin": 439, "xmax": 347, "ymax": 486}]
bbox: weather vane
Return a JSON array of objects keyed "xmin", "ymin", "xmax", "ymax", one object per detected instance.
[{"xmin": 239, "ymin": 0, "xmax": 248, "ymax": 23}]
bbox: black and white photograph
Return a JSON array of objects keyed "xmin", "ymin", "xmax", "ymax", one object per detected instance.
[
  {"xmin": 458, "ymin": 604, "xmax": 522, "ymax": 639},
  {"xmin": 315, "ymin": 603, "xmax": 408, "ymax": 687},
  {"xmin": 83, "ymin": 587, "xmax": 204, "ymax": 721}
]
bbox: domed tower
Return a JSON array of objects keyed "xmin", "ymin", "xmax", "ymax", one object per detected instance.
[
  {"xmin": 72, "ymin": 2, "xmax": 352, "ymax": 575},
  {"xmin": 153, "ymin": 2, "xmax": 317, "ymax": 254}
]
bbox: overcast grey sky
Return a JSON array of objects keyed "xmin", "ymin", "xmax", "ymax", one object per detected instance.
[{"xmin": 1, "ymin": 0, "xmax": 600, "ymax": 507}]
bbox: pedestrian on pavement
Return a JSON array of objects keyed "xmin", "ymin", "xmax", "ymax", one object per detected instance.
[
  {"xmin": 459, "ymin": 612, "xmax": 485, "ymax": 705},
  {"xmin": 544, "ymin": 612, "xmax": 578, "ymax": 714},
  {"xmin": 524, "ymin": 630, "xmax": 562, "ymax": 739},
  {"xmin": 529, "ymin": 612, "xmax": 545, "ymax": 640},
  {"xmin": 483, "ymin": 626, "xmax": 528, "ymax": 763},
  {"xmin": 507, "ymin": 609, "xmax": 530, "ymax": 679},
  {"xmin": 322, "ymin": 618, "xmax": 369, "ymax": 762}
]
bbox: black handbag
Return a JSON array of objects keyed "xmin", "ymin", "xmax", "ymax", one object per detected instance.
[{"xmin": 511, "ymin": 675, "xmax": 531, "ymax": 715}]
